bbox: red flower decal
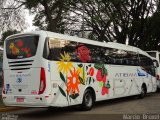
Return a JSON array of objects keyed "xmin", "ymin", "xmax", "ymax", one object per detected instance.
[
  {"xmin": 89, "ymin": 67, "xmax": 94, "ymax": 76},
  {"xmin": 17, "ymin": 40, "xmax": 23, "ymax": 47},
  {"xmin": 26, "ymin": 54, "xmax": 32, "ymax": 57},
  {"xmin": 101, "ymin": 86, "xmax": 109, "ymax": 95},
  {"xmin": 12, "ymin": 47, "xmax": 17, "ymax": 55},
  {"xmin": 76, "ymin": 44, "xmax": 91, "ymax": 62},
  {"xmin": 21, "ymin": 48, "xmax": 24, "ymax": 51},
  {"xmin": 21, "ymin": 47, "xmax": 30, "ymax": 53},
  {"xmin": 96, "ymin": 69, "xmax": 106, "ymax": 83}
]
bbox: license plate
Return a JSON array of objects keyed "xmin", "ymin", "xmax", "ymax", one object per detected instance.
[{"xmin": 16, "ymin": 98, "xmax": 24, "ymax": 102}]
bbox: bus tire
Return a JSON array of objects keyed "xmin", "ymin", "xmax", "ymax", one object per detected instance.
[
  {"xmin": 81, "ymin": 89, "xmax": 94, "ymax": 111},
  {"xmin": 139, "ymin": 84, "xmax": 147, "ymax": 99}
]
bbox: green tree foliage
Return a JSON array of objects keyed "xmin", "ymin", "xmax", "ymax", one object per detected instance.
[
  {"xmin": 22, "ymin": 0, "xmax": 160, "ymax": 51},
  {"xmin": 0, "ymin": 0, "xmax": 27, "ymax": 33},
  {"xmin": 24, "ymin": 0, "xmax": 71, "ymax": 33},
  {"xmin": 71, "ymin": 0, "xmax": 156, "ymax": 43},
  {"xmin": 143, "ymin": 3, "xmax": 160, "ymax": 51},
  {"xmin": 1, "ymin": 30, "xmax": 19, "ymax": 45}
]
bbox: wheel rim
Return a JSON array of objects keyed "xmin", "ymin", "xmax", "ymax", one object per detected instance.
[{"xmin": 84, "ymin": 92, "xmax": 92, "ymax": 107}]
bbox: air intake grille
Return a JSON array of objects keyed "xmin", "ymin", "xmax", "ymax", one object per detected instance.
[{"xmin": 8, "ymin": 60, "xmax": 33, "ymax": 70}]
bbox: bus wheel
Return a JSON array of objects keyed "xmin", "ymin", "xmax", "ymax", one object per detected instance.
[
  {"xmin": 139, "ymin": 85, "xmax": 146, "ymax": 99},
  {"xmin": 81, "ymin": 89, "xmax": 94, "ymax": 111}
]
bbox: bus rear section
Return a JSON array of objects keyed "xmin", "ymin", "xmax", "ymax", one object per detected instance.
[
  {"xmin": 2, "ymin": 34, "xmax": 52, "ymax": 107},
  {"xmin": 147, "ymin": 51, "xmax": 160, "ymax": 90}
]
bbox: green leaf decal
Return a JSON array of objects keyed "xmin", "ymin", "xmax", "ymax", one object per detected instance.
[
  {"xmin": 89, "ymin": 77, "xmax": 91, "ymax": 84},
  {"xmin": 88, "ymin": 64, "xmax": 91, "ymax": 67},
  {"xmin": 106, "ymin": 84, "xmax": 110, "ymax": 88},
  {"xmin": 101, "ymin": 68, "xmax": 105, "ymax": 77},
  {"xmin": 70, "ymin": 93, "xmax": 79, "ymax": 99},
  {"xmin": 104, "ymin": 68, "xmax": 108, "ymax": 75},
  {"xmin": 60, "ymin": 72, "xmax": 65, "ymax": 83},
  {"xmin": 78, "ymin": 64, "xmax": 83, "ymax": 68},
  {"xmin": 58, "ymin": 85, "xmax": 66, "ymax": 97},
  {"xmin": 94, "ymin": 63, "xmax": 103, "ymax": 69},
  {"xmin": 93, "ymin": 78, "xmax": 95, "ymax": 83},
  {"xmin": 86, "ymin": 66, "xmax": 88, "ymax": 70},
  {"xmin": 79, "ymin": 76, "xmax": 85, "ymax": 85}
]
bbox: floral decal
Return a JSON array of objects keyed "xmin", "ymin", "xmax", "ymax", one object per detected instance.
[
  {"xmin": 9, "ymin": 43, "xmax": 19, "ymax": 55},
  {"xmin": 78, "ymin": 66, "xmax": 86, "ymax": 85},
  {"xmin": 57, "ymin": 52, "xmax": 73, "ymax": 74},
  {"xmin": 57, "ymin": 51, "xmax": 110, "ymax": 101},
  {"xmin": 66, "ymin": 69, "xmax": 80, "ymax": 95},
  {"xmin": 78, "ymin": 64, "xmax": 95, "ymax": 85},
  {"xmin": 57, "ymin": 62, "xmax": 73, "ymax": 75},
  {"xmin": 76, "ymin": 44, "xmax": 91, "ymax": 62},
  {"xmin": 94, "ymin": 63, "xmax": 110, "ymax": 95},
  {"xmin": 96, "ymin": 69, "xmax": 106, "ymax": 83},
  {"xmin": 8, "ymin": 40, "xmax": 32, "ymax": 58},
  {"xmin": 60, "ymin": 51, "xmax": 71, "ymax": 61},
  {"xmin": 17, "ymin": 40, "xmax": 23, "ymax": 47},
  {"xmin": 57, "ymin": 52, "xmax": 80, "ymax": 100},
  {"xmin": 89, "ymin": 67, "xmax": 94, "ymax": 76}
]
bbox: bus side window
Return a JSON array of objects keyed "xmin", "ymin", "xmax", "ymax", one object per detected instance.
[
  {"xmin": 45, "ymin": 38, "xmax": 78, "ymax": 61},
  {"xmin": 139, "ymin": 54, "xmax": 156, "ymax": 76},
  {"xmin": 88, "ymin": 44, "xmax": 107, "ymax": 63}
]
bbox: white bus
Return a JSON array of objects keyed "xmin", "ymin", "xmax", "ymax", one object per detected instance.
[
  {"xmin": 146, "ymin": 51, "xmax": 160, "ymax": 90},
  {"xmin": 2, "ymin": 31, "xmax": 157, "ymax": 110}
]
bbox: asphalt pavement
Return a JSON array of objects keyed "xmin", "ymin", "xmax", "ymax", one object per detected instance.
[{"xmin": 1, "ymin": 92, "xmax": 160, "ymax": 120}]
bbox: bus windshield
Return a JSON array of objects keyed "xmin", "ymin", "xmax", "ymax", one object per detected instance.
[{"xmin": 6, "ymin": 35, "xmax": 39, "ymax": 59}]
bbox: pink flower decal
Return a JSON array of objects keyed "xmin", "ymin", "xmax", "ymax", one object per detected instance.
[
  {"xmin": 17, "ymin": 40, "xmax": 23, "ymax": 47},
  {"xmin": 96, "ymin": 69, "xmax": 106, "ymax": 83},
  {"xmin": 89, "ymin": 67, "xmax": 94, "ymax": 76},
  {"xmin": 101, "ymin": 86, "xmax": 109, "ymax": 95},
  {"xmin": 94, "ymin": 63, "xmax": 110, "ymax": 95},
  {"xmin": 26, "ymin": 54, "xmax": 32, "ymax": 57},
  {"xmin": 76, "ymin": 44, "xmax": 91, "ymax": 62},
  {"xmin": 21, "ymin": 48, "xmax": 30, "ymax": 53}
]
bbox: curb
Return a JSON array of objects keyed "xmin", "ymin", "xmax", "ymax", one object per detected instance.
[{"xmin": 0, "ymin": 106, "xmax": 27, "ymax": 112}]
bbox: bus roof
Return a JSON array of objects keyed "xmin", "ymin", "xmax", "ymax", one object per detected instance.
[
  {"xmin": 5, "ymin": 30, "xmax": 151, "ymax": 58},
  {"xmin": 146, "ymin": 51, "xmax": 160, "ymax": 53}
]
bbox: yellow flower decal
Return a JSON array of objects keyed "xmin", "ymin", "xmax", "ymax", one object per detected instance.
[
  {"xmin": 60, "ymin": 52, "xmax": 71, "ymax": 62},
  {"xmin": 9, "ymin": 43, "xmax": 15, "ymax": 49},
  {"xmin": 57, "ymin": 52, "xmax": 73, "ymax": 74},
  {"xmin": 57, "ymin": 61, "xmax": 73, "ymax": 74},
  {"xmin": 78, "ymin": 67, "xmax": 86, "ymax": 84},
  {"xmin": 66, "ymin": 68, "xmax": 80, "ymax": 95}
]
